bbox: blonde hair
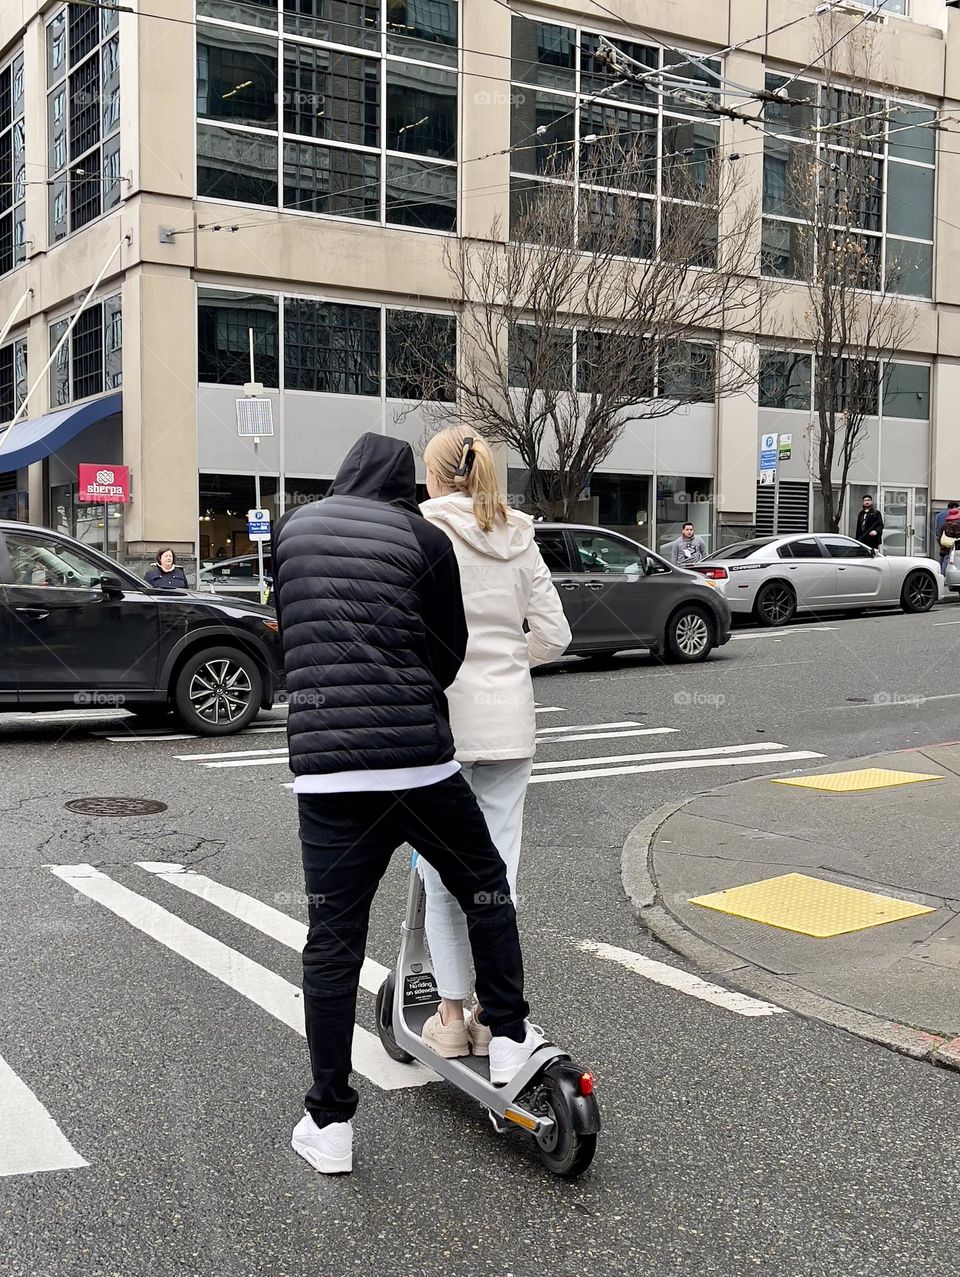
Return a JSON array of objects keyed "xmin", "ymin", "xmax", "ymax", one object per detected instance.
[{"xmin": 423, "ymin": 427, "xmax": 509, "ymax": 533}]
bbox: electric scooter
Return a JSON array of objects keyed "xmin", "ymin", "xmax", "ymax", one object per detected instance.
[{"xmin": 375, "ymin": 853, "xmax": 601, "ymax": 1178}]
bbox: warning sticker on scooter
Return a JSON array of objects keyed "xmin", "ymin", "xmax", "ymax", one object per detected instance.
[{"xmin": 404, "ymin": 973, "xmax": 439, "ymax": 1006}]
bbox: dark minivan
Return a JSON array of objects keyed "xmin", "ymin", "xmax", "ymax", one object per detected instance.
[
  {"xmin": 0, "ymin": 522, "xmax": 284, "ymax": 735},
  {"xmin": 533, "ymin": 523, "xmax": 731, "ymax": 662}
]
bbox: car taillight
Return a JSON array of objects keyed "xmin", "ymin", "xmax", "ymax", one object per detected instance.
[{"xmin": 697, "ymin": 567, "xmax": 728, "ymax": 581}]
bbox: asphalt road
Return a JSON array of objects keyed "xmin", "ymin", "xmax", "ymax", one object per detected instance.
[{"xmin": 3, "ymin": 602, "xmax": 960, "ymax": 1277}]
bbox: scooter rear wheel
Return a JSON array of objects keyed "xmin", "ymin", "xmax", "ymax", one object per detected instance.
[
  {"xmin": 531, "ymin": 1077, "xmax": 597, "ymax": 1178},
  {"xmin": 375, "ymin": 973, "xmax": 413, "ymax": 1064}
]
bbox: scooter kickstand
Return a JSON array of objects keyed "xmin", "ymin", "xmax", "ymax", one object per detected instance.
[{"xmin": 487, "ymin": 1110, "xmax": 509, "ymax": 1135}]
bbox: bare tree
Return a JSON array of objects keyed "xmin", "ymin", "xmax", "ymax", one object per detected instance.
[
  {"xmin": 398, "ymin": 137, "xmax": 768, "ymax": 520},
  {"xmin": 773, "ymin": 13, "xmax": 917, "ymax": 533}
]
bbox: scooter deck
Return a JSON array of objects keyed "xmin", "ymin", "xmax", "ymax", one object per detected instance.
[{"xmin": 405, "ymin": 1001, "xmax": 492, "ymax": 1079}]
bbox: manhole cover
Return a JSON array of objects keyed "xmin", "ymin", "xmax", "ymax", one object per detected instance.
[{"xmin": 65, "ymin": 797, "xmax": 168, "ymax": 817}]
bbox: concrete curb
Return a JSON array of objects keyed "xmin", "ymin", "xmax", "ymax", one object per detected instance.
[{"xmin": 621, "ymin": 790, "xmax": 960, "ymax": 1074}]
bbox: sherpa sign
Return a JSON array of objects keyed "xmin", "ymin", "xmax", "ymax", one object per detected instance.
[{"xmin": 77, "ymin": 463, "xmax": 131, "ymax": 503}]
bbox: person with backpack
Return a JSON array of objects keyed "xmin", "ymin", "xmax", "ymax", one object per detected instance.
[
  {"xmin": 855, "ymin": 495, "xmax": 884, "ymax": 550},
  {"xmin": 936, "ymin": 501, "xmax": 960, "ymax": 575}
]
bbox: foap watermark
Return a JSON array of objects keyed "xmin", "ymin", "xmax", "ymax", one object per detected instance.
[
  {"xmin": 277, "ymin": 689, "xmax": 327, "ymax": 709},
  {"xmin": 74, "ymin": 691, "xmax": 127, "ymax": 707},
  {"xmin": 474, "ymin": 691, "xmax": 528, "ymax": 707},
  {"xmin": 474, "ymin": 890, "xmax": 524, "ymax": 907},
  {"xmin": 873, "ymin": 692, "xmax": 926, "ymax": 708},
  {"xmin": 273, "ymin": 891, "xmax": 326, "ymax": 907},
  {"xmin": 673, "ymin": 690, "xmax": 725, "ymax": 708},
  {"xmin": 473, "ymin": 89, "xmax": 526, "ymax": 107}
]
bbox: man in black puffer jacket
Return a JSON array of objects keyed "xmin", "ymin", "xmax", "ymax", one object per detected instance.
[{"xmin": 272, "ymin": 433, "xmax": 539, "ymax": 1176}]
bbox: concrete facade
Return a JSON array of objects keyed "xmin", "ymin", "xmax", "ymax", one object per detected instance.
[{"xmin": 1, "ymin": 0, "xmax": 959, "ymax": 569}]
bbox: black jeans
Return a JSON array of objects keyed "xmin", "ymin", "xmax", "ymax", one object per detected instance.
[{"xmin": 298, "ymin": 772, "xmax": 529, "ymax": 1127}]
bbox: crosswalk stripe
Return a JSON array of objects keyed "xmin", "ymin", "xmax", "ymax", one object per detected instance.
[
  {"xmin": 49, "ymin": 865, "xmax": 433, "ymax": 1092},
  {"xmin": 531, "ymin": 741, "xmax": 792, "ymax": 771},
  {"xmin": 533, "ymin": 727, "xmax": 677, "ymax": 745},
  {"xmin": 0, "ymin": 1054, "xmax": 89, "ymax": 1178},
  {"xmin": 529, "ymin": 750, "xmax": 823, "ymax": 784},
  {"xmin": 536, "ymin": 720, "xmax": 641, "ymax": 734},
  {"xmin": 534, "ymin": 706, "xmax": 563, "ymax": 714},
  {"xmin": 578, "ymin": 942, "xmax": 787, "ymax": 1017},
  {"xmin": 136, "ymin": 863, "xmax": 389, "ymax": 994}
]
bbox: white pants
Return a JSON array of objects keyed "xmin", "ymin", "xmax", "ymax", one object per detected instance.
[{"xmin": 419, "ymin": 757, "xmax": 534, "ymax": 1001}]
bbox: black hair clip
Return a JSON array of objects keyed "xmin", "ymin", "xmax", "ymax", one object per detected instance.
[{"xmin": 454, "ymin": 436, "xmax": 476, "ymax": 478}]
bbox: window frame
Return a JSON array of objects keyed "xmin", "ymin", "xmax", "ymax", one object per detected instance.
[{"xmin": 47, "ymin": 293, "xmax": 122, "ymax": 408}]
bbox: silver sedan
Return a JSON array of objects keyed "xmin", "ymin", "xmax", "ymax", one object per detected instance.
[{"xmin": 692, "ymin": 533, "xmax": 942, "ymax": 626}]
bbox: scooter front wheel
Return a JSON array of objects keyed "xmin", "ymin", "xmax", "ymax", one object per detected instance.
[
  {"xmin": 531, "ymin": 1076, "xmax": 598, "ymax": 1178},
  {"xmin": 375, "ymin": 973, "xmax": 413, "ymax": 1064}
]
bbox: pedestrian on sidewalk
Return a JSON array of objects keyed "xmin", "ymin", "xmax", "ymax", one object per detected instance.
[
  {"xmin": 145, "ymin": 548, "xmax": 188, "ymax": 590},
  {"xmin": 271, "ymin": 432, "xmax": 543, "ymax": 1176},
  {"xmin": 667, "ymin": 522, "xmax": 707, "ymax": 568},
  {"xmin": 416, "ymin": 427, "xmax": 571, "ymax": 1059},
  {"xmin": 935, "ymin": 501, "xmax": 960, "ymax": 575},
  {"xmin": 855, "ymin": 495, "xmax": 884, "ymax": 550}
]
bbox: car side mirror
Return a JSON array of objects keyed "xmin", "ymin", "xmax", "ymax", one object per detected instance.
[
  {"xmin": 642, "ymin": 558, "xmax": 656, "ymax": 576},
  {"xmin": 99, "ymin": 573, "xmax": 124, "ymax": 597}
]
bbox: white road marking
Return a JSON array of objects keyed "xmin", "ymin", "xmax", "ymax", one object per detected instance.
[
  {"xmin": 49, "ymin": 865, "xmax": 433, "ymax": 1091},
  {"xmin": 136, "ymin": 862, "xmax": 389, "ymax": 994},
  {"xmin": 532, "ymin": 727, "xmax": 678, "ymax": 745},
  {"xmin": 176, "ymin": 746, "xmax": 286, "ymax": 761},
  {"xmin": 0, "ymin": 1055, "xmax": 88, "ymax": 1178},
  {"xmin": 534, "ymin": 706, "xmax": 564, "ymax": 714},
  {"xmin": 101, "ymin": 733, "xmax": 198, "ymax": 743},
  {"xmin": 578, "ymin": 941, "xmax": 787, "ymax": 1018},
  {"xmin": 529, "ymin": 750, "xmax": 822, "ymax": 784},
  {"xmin": 536, "ymin": 720, "xmax": 642, "ymax": 734},
  {"xmin": 730, "ymin": 627, "xmax": 838, "ymax": 641},
  {"xmin": 2, "ymin": 709, "xmax": 126, "ymax": 724},
  {"xmin": 933, "ymin": 621, "xmax": 960, "ymax": 626},
  {"xmin": 200, "ymin": 755, "xmax": 290, "ymax": 769},
  {"xmin": 531, "ymin": 741, "xmax": 791, "ymax": 771}
]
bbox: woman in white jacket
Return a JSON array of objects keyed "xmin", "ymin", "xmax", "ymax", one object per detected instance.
[{"xmin": 417, "ymin": 426, "xmax": 572, "ymax": 1058}]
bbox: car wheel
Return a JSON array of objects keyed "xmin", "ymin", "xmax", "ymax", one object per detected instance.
[
  {"xmin": 173, "ymin": 647, "xmax": 263, "ymax": 736},
  {"xmin": 665, "ymin": 607, "xmax": 714, "ymax": 663},
  {"xmin": 901, "ymin": 570, "xmax": 938, "ymax": 614},
  {"xmin": 753, "ymin": 582, "xmax": 796, "ymax": 627}
]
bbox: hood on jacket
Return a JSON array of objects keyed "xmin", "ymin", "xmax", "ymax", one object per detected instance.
[
  {"xmin": 420, "ymin": 492, "xmax": 534, "ymax": 561},
  {"xmin": 327, "ymin": 433, "xmax": 418, "ymax": 513}
]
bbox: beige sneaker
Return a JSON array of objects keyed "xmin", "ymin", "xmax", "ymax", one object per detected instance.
[
  {"xmin": 466, "ymin": 1008, "xmax": 492, "ymax": 1057},
  {"xmin": 420, "ymin": 1010, "xmax": 469, "ymax": 1058}
]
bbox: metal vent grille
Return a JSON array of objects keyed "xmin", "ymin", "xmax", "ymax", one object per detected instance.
[{"xmin": 756, "ymin": 481, "xmax": 811, "ymax": 536}]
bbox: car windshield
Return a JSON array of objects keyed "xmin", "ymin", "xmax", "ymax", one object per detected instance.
[{"xmin": 711, "ymin": 538, "xmax": 777, "ymax": 560}]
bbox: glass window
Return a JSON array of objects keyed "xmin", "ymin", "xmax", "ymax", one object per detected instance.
[
  {"xmin": 579, "ymin": 104, "xmax": 654, "ymax": 191},
  {"xmin": 511, "ymin": 92, "xmax": 576, "ymax": 179},
  {"xmin": 72, "ymin": 303, "xmax": 104, "ymax": 401},
  {"xmin": 579, "ymin": 189, "xmax": 653, "ymax": 258},
  {"xmin": 511, "ymin": 18, "xmax": 576, "ymax": 92},
  {"xmin": 104, "ymin": 295, "xmax": 122, "ymax": 389},
  {"xmin": 198, "ymin": 290, "xmax": 280, "ymax": 386},
  {"xmin": 763, "ymin": 75, "xmax": 816, "ymax": 138},
  {"xmin": 887, "ymin": 238, "xmax": 932, "ymax": 299},
  {"xmin": 284, "ymin": 0, "xmax": 379, "ymax": 49},
  {"xmin": 533, "ymin": 528, "xmax": 572, "ymax": 572},
  {"xmin": 385, "ymin": 310, "xmax": 455, "ymax": 400},
  {"xmin": 509, "ymin": 326, "xmax": 573, "ymax": 391},
  {"xmin": 714, "ymin": 538, "xmax": 775, "ymax": 560},
  {"xmin": 0, "ymin": 52, "xmax": 27, "ymax": 278},
  {"xmin": 886, "ymin": 162, "xmax": 933, "ymax": 241},
  {"xmin": 384, "ymin": 157, "xmax": 455, "ymax": 229},
  {"xmin": 386, "ymin": 0, "xmax": 458, "ymax": 66},
  {"xmin": 888, "ymin": 107, "xmax": 935, "ymax": 164},
  {"xmin": 283, "ymin": 44, "xmax": 379, "ymax": 148},
  {"xmin": 778, "ymin": 538, "xmax": 822, "ymax": 560},
  {"xmin": 580, "ymin": 34, "xmax": 657, "ymax": 107},
  {"xmin": 197, "ymin": 26, "xmax": 278, "ymax": 127},
  {"xmin": 386, "ymin": 62, "xmax": 456, "ymax": 159},
  {"xmin": 659, "ymin": 343, "xmax": 715, "ymax": 403},
  {"xmin": 759, "ymin": 351, "xmax": 812, "ymax": 410},
  {"xmin": 577, "ymin": 331, "xmax": 652, "ymax": 396},
  {"xmin": 284, "ymin": 139, "xmax": 379, "ymax": 219},
  {"xmin": 821, "ymin": 536, "xmax": 872, "ymax": 559},
  {"xmin": 571, "ymin": 530, "xmax": 645, "ymax": 575},
  {"xmin": 283, "ymin": 298, "xmax": 380, "ymax": 395},
  {"xmin": 50, "ymin": 317, "xmax": 70, "ymax": 406},
  {"xmin": 6, "ymin": 532, "xmax": 105, "ymax": 588},
  {"xmin": 661, "ymin": 118, "xmax": 718, "ymax": 198},
  {"xmin": 762, "ymin": 138, "xmax": 812, "ymax": 220},
  {"xmin": 198, "ymin": 0, "xmax": 279, "ymax": 30},
  {"xmin": 198, "ymin": 125, "xmax": 279, "ymax": 205},
  {"xmin": 882, "ymin": 362, "xmax": 929, "ymax": 420},
  {"xmin": 824, "ymin": 149, "xmax": 883, "ymax": 233}
]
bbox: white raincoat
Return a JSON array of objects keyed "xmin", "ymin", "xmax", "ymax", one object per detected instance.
[{"xmin": 419, "ymin": 493, "xmax": 572, "ymax": 761}]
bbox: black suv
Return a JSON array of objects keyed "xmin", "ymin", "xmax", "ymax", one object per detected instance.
[
  {"xmin": 533, "ymin": 523, "xmax": 731, "ymax": 662},
  {"xmin": 0, "ymin": 522, "xmax": 284, "ymax": 735}
]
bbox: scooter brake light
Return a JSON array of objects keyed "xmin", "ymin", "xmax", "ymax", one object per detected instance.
[{"xmin": 579, "ymin": 1072, "xmax": 594, "ymax": 1096}]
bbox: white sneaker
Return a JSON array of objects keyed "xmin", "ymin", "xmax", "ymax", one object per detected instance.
[
  {"xmin": 291, "ymin": 1112, "xmax": 353, "ymax": 1174},
  {"xmin": 488, "ymin": 1022, "xmax": 547, "ymax": 1086}
]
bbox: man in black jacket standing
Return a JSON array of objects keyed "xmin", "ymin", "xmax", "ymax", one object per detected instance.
[
  {"xmin": 272, "ymin": 433, "xmax": 540, "ymax": 1175},
  {"xmin": 855, "ymin": 494, "xmax": 884, "ymax": 549}
]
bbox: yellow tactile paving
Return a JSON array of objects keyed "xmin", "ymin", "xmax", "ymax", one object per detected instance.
[
  {"xmin": 689, "ymin": 872, "xmax": 936, "ymax": 938},
  {"xmin": 771, "ymin": 767, "xmax": 942, "ymax": 794}
]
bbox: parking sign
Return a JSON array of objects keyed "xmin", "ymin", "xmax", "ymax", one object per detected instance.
[{"xmin": 247, "ymin": 508, "xmax": 272, "ymax": 542}]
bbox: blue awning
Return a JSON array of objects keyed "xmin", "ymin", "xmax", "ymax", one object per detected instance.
[{"xmin": 0, "ymin": 392, "xmax": 123, "ymax": 473}]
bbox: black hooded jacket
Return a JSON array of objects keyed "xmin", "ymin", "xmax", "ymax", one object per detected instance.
[{"xmin": 271, "ymin": 433, "xmax": 468, "ymax": 779}]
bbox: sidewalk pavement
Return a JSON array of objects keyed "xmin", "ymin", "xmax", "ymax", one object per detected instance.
[{"xmin": 622, "ymin": 746, "xmax": 960, "ymax": 1069}]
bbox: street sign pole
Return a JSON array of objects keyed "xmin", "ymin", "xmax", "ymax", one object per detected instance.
[
  {"xmin": 773, "ymin": 460, "xmax": 780, "ymax": 535},
  {"xmin": 249, "ymin": 328, "xmax": 265, "ymax": 601}
]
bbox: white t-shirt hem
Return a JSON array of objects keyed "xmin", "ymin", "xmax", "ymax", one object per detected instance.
[{"xmin": 293, "ymin": 761, "xmax": 461, "ymax": 794}]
